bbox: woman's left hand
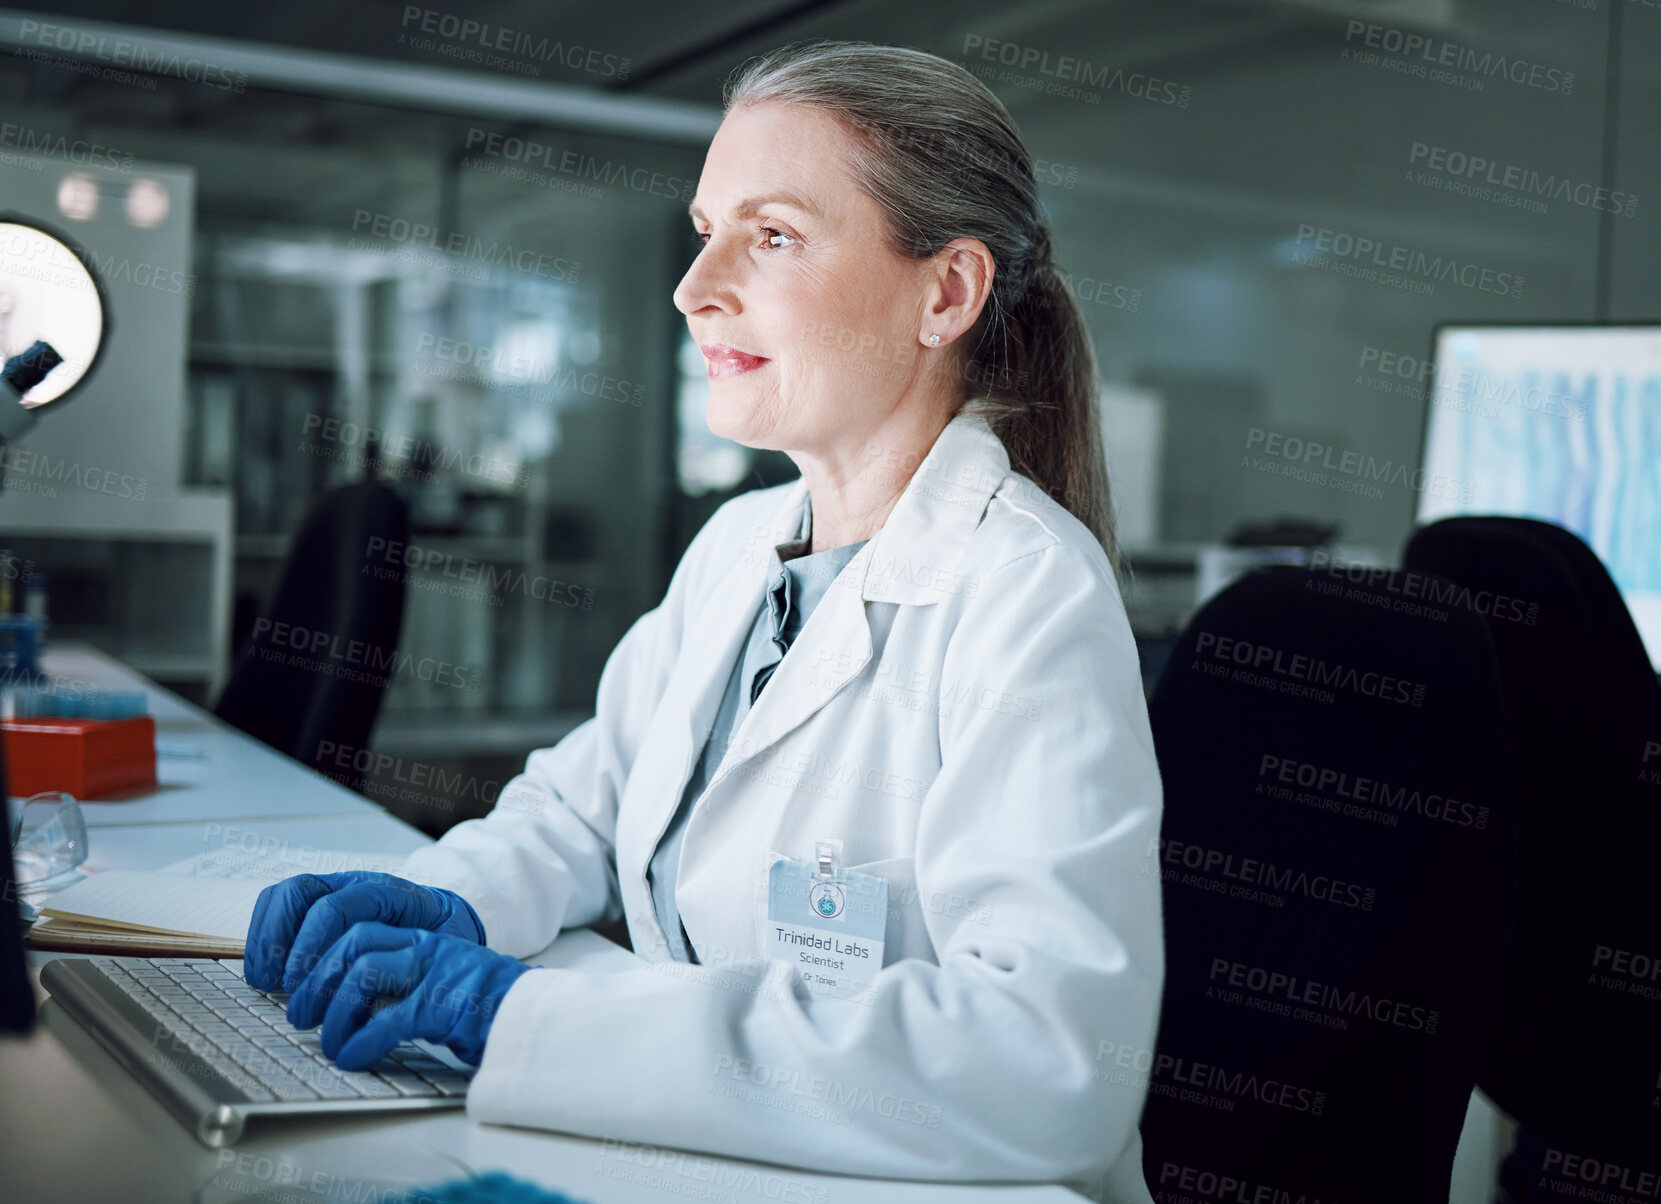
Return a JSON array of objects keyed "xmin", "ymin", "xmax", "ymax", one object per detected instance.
[{"xmin": 284, "ymin": 922, "xmax": 534, "ymax": 1070}]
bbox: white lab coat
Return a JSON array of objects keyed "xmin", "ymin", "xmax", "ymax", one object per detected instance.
[{"xmin": 399, "ymin": 409, "xmax": 1164, "ymax": 1202}]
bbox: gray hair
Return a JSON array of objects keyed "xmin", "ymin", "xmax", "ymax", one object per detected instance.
[{"xmin": 724, "ymin": 39, "xmax": 1120, "ymax": 576}]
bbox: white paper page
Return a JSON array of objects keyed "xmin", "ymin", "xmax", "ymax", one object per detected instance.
[
  {"xmin": 159, "ymin": 845, "xmax": 405, "ymax": 884},
  {"xmin": 38, "ymin": 870, "xmax": 268, "ymax": 940}
]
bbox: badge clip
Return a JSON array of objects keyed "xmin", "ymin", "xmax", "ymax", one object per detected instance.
[{"xmin": 815, "ymin": 839, "xmax": 844, "ymax": 884}]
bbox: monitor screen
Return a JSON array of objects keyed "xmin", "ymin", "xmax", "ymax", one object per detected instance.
[
  {"xmin": 1418, "ymin": 324, "xmax": 1661, "ymax": 670},
  {"xmin": 2, "ymin": 730, "xmax": 34, "ymax": 1034}
]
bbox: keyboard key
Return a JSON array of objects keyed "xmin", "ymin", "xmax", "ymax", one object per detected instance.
[
  {"xmin": 223, "ymin": 1076, "xmax": 276, "ymax": 1103},
  {"xmin": 379, "ymin": 1073, "xmax": 439, "ymax": 1097},
  {"xmin": 82, "ymin": 962, "xmax": 474, "ymax": 1115},
  {"xmin": 290, "ymin": 1066, "xmax": 363, "ymax": 1099},
  {"xmin": 398, "ymin": 1057, "xmax": 450, "ymax": 1075},
  {"xmin": 342, "ymin": 1074, "xmax": 400, "ymax": 1098},
  {"xmin": 260, "ymin": 1073, "xmax": 319, "ymax": 1102}
]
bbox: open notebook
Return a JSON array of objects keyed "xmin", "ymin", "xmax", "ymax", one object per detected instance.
[
  {"xmin": 27, "ymin": 849, "xmax": 407, "ymax": 956},
  {"xmin": 29, "ymin": 871, "xmax": 268, "ymax": 956}
]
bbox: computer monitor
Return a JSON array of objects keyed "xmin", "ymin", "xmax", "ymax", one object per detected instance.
[
  {"xmin": 1418, "ymin": 323, "xmax": 1661, "ymax": 670},
  {"xmin": 2, "ymin": 729, "xmax": 34, "ymax": 1034}
]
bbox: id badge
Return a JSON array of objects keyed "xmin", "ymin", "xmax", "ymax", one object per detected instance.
[{"xmin": 766, "ymin": 839, "xmax": 887, "ymax": 998}]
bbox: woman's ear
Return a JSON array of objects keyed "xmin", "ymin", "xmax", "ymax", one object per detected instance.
[{"xmin": 924, "ymin": 238, "xmax": 995, "ymax": 344}]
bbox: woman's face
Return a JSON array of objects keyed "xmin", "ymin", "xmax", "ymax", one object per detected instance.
[{"xmin": 675, "ymin": 101, "xmax": 970, "ymax": 456}]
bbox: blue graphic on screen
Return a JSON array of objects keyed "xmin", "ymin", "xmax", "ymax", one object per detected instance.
[{"xmin": 1419, "ymin": 326, "xmax": 1661, "ymax": 668}]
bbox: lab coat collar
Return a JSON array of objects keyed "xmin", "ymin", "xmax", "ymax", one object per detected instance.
[
  {"xmin": 617, "ymin": 407, "xmax": 1012, "ymax": 949},
  {"xmin": 756, "ymin": 406, "xmax": 1010, "ymax": 605}
]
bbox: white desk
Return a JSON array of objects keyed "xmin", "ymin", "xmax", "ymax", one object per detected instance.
[
  {"xmin": 3, "ymin": 650, "xmax": 1087, "ymax": 1202},
  {"xmin": 23, "ymin": 643, "xmax": 382, "ymax": 828}
]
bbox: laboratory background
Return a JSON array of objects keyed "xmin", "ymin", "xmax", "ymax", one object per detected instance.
[{"xmin": 1, "ymin": 0, "xmax": 1659, "ymax": 1202}]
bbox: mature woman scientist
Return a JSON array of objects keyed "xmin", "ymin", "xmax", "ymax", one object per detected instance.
[{"xmin": 245, "ymin": 38, "xmax": 1165, "ymax": 1203}]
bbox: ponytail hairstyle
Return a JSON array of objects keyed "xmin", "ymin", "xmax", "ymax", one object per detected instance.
[{"xmin": 724, "ymin": 39, "xmax": 1120, "ymax": 577}]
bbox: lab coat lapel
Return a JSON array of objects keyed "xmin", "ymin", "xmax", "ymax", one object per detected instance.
[
  {"xmin": 705, "ymin": 409, "xmax": 1010, "ymax": 789},
  {"xmin": 706, "ymin": 548, "xmax": 874, "ymax": 791},
  {"xmin": 613, "ymin": 481, "xmax": 808, "ymax": 912}
]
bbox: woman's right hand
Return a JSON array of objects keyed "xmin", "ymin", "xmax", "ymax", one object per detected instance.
[{"xmin": 243, "ymin": 870, "xmax": 485, "ymax": 992}]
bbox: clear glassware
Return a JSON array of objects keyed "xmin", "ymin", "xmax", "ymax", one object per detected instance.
[{"xmin": 8, "ymin": 790, "xmax": 89, "ymax": 893}]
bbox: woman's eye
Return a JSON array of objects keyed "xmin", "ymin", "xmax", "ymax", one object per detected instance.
[{"xmin": 690, "ymin": 227, "xmax": 795, "ymax": 250}]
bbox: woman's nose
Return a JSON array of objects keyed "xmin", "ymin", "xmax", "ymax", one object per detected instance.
[{"xmin": 673, "ymin": 238, "xmax": 737, "ymax": 316}]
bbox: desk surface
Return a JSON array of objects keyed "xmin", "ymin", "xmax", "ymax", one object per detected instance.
[
  {"xmin": 5, "ymin": 646, "xmax": 1087, "ymax": 1202},
  {"xmin": 28, "ymin": 643, "xmax": 381, "ymax": 828},
  {"xmin": 6, "ymin": 946, "xmax": 1082, "ymax": 1204}
]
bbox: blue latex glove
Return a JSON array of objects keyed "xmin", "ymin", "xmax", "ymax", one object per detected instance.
[
  {"xmin": 410, "ymin": 1172, "xmax": 591, "ymax": 1203},
  {"xmin": 244, "ymin": 871, "xmax": 485, "ymax": 992},
  {"xmin": 286, "ymin": 921, "xmax": 533, "ymax": 1070}
]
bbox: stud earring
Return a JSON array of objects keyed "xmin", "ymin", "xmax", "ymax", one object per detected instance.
[{"xmin": 926, "ymin": 333, "xmax": 941, "ymax": 346}]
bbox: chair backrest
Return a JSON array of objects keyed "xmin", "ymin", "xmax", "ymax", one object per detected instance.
[
  {"xmin": 215, "ymin": 481, "xmax": 409, "ymax": 791},
  {"xmin": 1139, "ymin": 564, "xmax": 1517, "ymax": 1204},
  {"xmin": 1403, "ymin": 516, "xmax": 1661, "ymax": 1162}
]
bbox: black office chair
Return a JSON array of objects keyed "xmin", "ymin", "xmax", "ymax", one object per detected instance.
[
  {"xmin": 216, "ymin": 481, "xmax": 410, "ymax": 793},
  {"xmin": 1403, "ymin": 517, "xmax": 1661, "ymax": 1188},
  {"xmin": 1139, "ymin": 565, "xmax": 1517, "ymax": 1204}
]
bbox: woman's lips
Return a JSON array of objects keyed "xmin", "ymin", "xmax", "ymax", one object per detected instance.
[{"xmin": 701, "ymin": 344, "xmax": 770, "ymax": 379}]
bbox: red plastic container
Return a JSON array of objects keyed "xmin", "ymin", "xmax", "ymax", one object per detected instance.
[{"xmin": 1, "ymin": 715, "xmax": 157, "ymax": 799}]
